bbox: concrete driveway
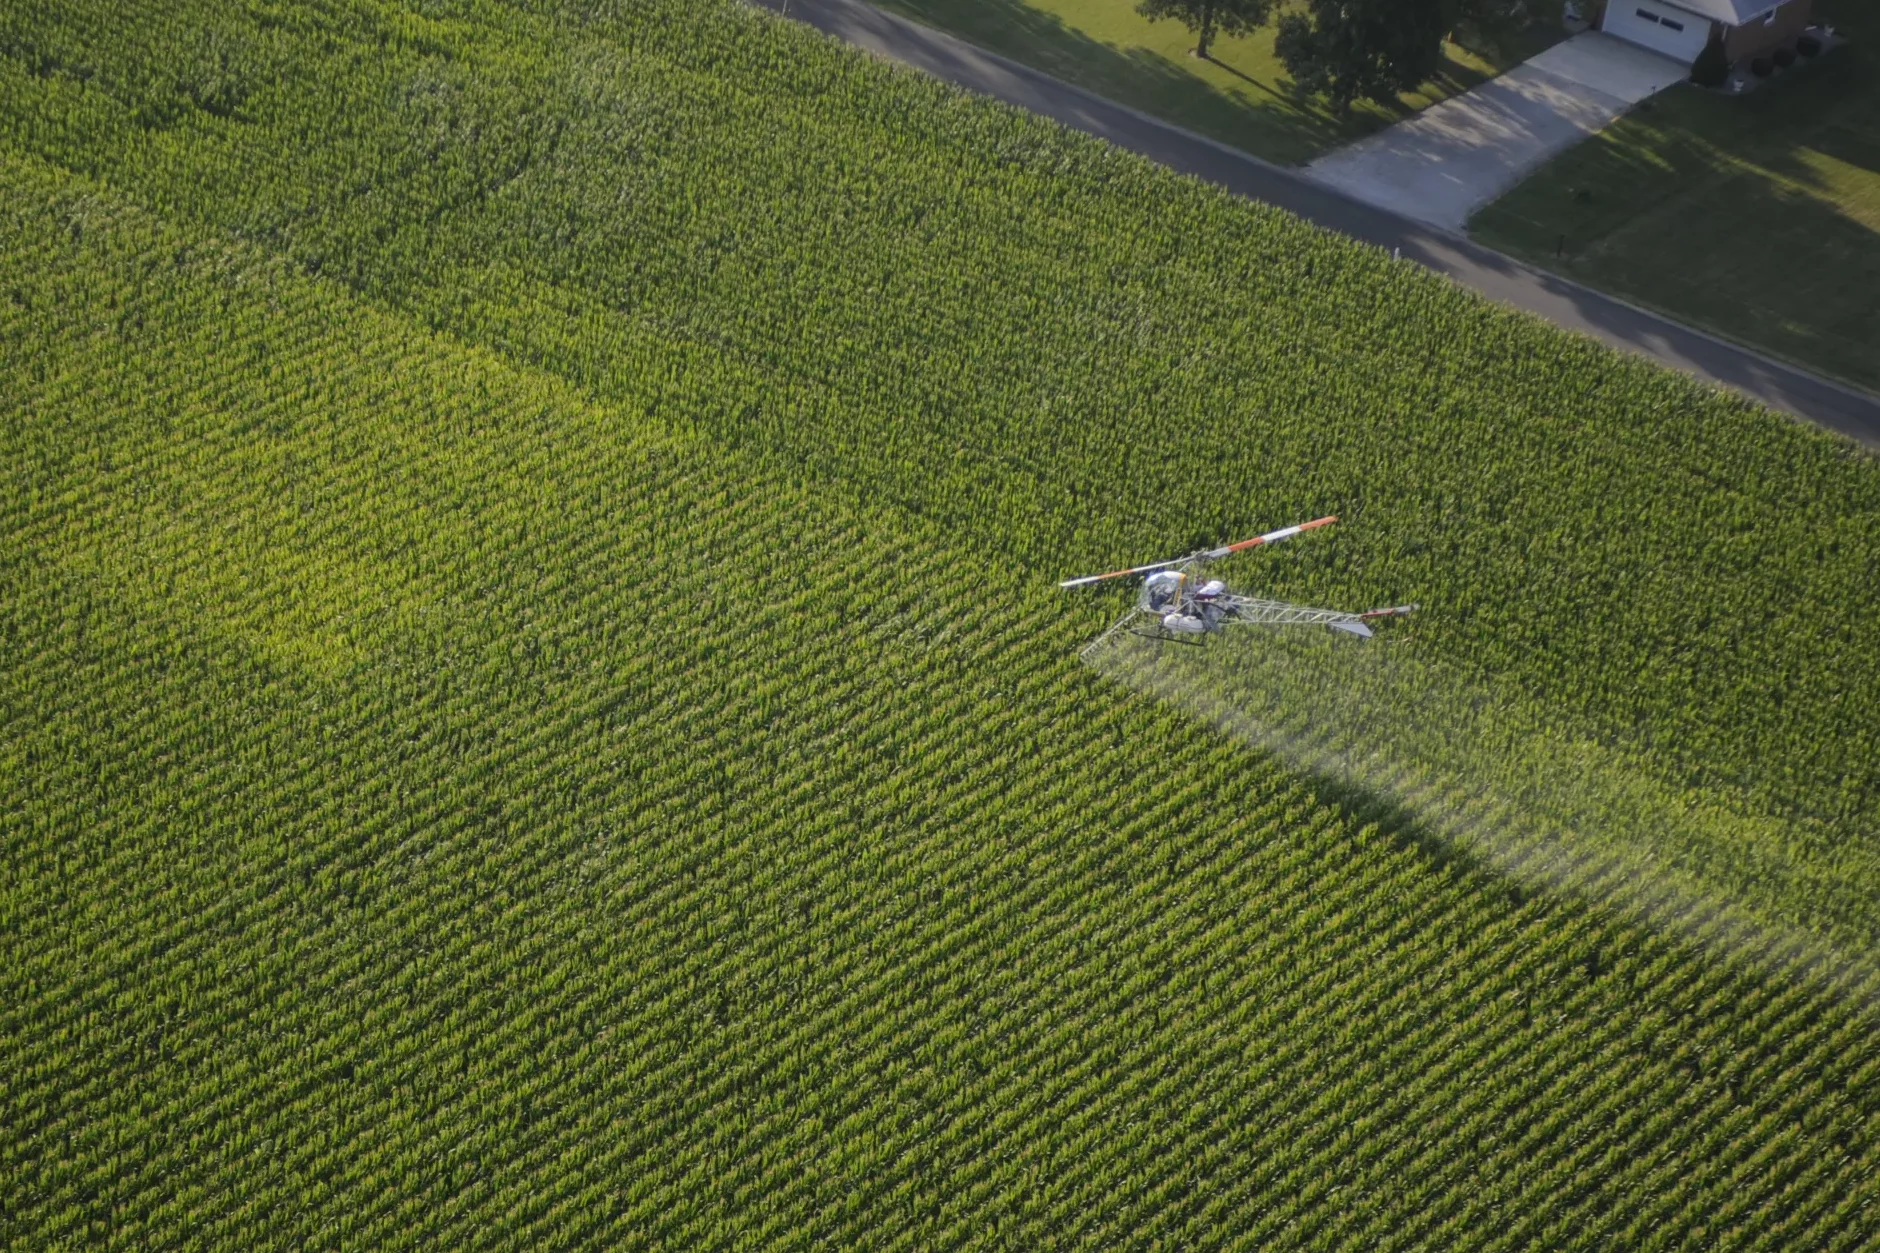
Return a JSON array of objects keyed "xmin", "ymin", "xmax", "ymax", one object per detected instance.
[{"xmin": 1304, "ymin": 33, "xmax": 1689, "ymax": 231}]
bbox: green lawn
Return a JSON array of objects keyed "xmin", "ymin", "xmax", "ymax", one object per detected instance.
[
  {"xmin": 1470, "ymin": 10, "xmax": 1880, "ymax": 393},
  {"xmin": 866, "ymin": 0, "xmax": 1565, "ymax": 163}
]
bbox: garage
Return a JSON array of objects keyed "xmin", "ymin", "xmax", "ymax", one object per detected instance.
[{"xmin": 1601, "ymin": 0, "xmax": 1713, "ymax": 63}]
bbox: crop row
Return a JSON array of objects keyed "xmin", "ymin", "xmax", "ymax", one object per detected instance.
[
  {"xmin": 4, "ymin": 149, "xmax": 1878, "ymax": 1249},
  {"xmin": 5, "ymin": 0, "xmax": 1876, "ymax": 857}
]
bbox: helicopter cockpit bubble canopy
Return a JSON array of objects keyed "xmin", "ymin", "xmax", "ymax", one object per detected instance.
[{"xmin": 1141, "ymin": 570, "xmax": 1186, "ymax": 613}]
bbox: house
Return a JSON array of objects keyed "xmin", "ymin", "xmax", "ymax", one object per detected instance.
[{"xmin": 1599, "ymin": 0, "xmax": 1813, "ymax": 66}]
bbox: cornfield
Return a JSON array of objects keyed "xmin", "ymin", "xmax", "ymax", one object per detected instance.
[{"xmin": 3, "ymin": 0, "xmax": 1877, "ymax": 1248}]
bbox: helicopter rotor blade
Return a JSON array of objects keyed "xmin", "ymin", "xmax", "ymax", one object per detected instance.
[
  {"xmin": 1061, "ymin": 514, "xmax": 1339, "ymax": 589},
  {"xmin": 1201, "ymin": 515, "xmax": 1337, "ymax": 560},
  {"xmin": 1058, "ymin": 557, "xmax": 1188, "ymax": 588}
]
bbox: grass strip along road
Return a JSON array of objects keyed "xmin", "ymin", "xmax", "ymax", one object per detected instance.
[{"xmin": 4, "ymin": 0, "xmax": 1880, "ymax": 1247}]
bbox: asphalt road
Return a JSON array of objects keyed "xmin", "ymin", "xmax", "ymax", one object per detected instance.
[{"xmin": 752, "ymin": 0, "xmax": 1880, "ymax": 449}]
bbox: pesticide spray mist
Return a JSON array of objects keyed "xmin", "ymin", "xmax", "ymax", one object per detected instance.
[{"xmin": 1087, "ymin": 627, "xmax": 1880, "ymax": 998}]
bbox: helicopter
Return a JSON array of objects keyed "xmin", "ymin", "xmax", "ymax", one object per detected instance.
[{"xmin": 1060, "ymin": 515, "xmax": 1415, "ymax": 652}]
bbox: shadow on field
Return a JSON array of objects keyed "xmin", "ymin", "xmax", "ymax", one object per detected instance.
[{"xmin": 1086, "ymin": 629, "xmax": 1880, "ymax": 1001}]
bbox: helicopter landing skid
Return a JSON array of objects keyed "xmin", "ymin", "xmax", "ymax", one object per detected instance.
[{"xmin": 1129, "ymin": 628, "xmax": 1205, "ymax": 647}]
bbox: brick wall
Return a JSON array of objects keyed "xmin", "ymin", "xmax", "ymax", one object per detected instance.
[{"xmin": 1724, "ymin": 0, "xmax": 1814, "ymax": 60}]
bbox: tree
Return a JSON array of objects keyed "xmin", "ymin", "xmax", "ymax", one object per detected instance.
[
  {"xmin": 1446, "ymin": 0, "xmax": 1529, "ymax": 31},
  {"xmin": 1136, "ymin": 0, "xmax": 1278, "ymax": 61},
  {"xmin": 1274, "ymin": 0, "xmax": 1449, "ymax": 112}
]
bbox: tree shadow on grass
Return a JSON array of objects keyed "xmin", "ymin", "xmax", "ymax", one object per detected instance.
[
  {"xmin": 789, "ymin": 0, "xmax": 1578, "ymax": 161},
  {"xmin": 1114, "ymin": 43, "xmax": 1346, "ymax": 136},
  {"xmin": 1752, "ymin": 44, "xmax": 1880, "ymax": 188},
  {"xmin": 1190, "ymin": 48, "xmax": 1288, "ymax": 101},
  {"xmin": 861, "ymin": 0, "xmax": 1358, "ymax": 160},
  {"xmin": 1478, "ymin": 138, "xmax": 1880, "ymax": 396}
]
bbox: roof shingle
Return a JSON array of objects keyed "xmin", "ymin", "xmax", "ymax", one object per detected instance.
[{"xmin": 1657, "ymin": 0, "xmax": 1784, "ymax": 24}]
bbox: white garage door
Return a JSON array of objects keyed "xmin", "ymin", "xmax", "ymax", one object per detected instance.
[{"xmin": 1601, "ymin": 2, "xmax": 1711, "ymax": 63}]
